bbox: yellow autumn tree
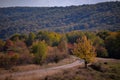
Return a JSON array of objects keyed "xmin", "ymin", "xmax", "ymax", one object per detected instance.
[
  {"xmin": 73, "ymin": 36, "xmax": 96, "ymax": 68},
  {"xmin": 32, "ymin": 41, "xmax": 47, "ymax": 64}
]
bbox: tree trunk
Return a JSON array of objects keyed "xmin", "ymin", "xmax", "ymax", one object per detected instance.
[{"xmin": 85, "ymin": 61, "xmax": 88, "ymax": 68}]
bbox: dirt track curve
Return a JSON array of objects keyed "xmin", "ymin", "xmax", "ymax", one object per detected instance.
[{"xmin": 0, "ymin": 60, "xmax": 84, "ymax": 80}]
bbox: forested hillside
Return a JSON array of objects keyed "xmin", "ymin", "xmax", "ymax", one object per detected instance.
[{"xmin": 0, "ymin": 1, "xmax": 120, "ymax": 39}]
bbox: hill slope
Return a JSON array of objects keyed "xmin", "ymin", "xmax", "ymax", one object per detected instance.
[{"xmin": 0, "ymin": 1, "xmax": 120, "ymax": 39}]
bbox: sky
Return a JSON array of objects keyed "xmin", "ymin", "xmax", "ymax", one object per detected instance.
[{"xmin": 0, "ymin": 0, "xmax": 119, "ymax": 7}]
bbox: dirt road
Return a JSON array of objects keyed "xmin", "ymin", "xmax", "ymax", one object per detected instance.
[{"xmin": 0, "ymin": 59, "xmax": 84, "ymax": 80}]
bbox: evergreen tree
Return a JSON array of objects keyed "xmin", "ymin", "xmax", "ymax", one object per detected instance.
[{"xmin": 26, "ymin": 32, "xmax": 36, "ymax": 46}]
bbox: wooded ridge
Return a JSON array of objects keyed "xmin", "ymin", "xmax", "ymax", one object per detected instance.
[{"xmin": 0, "ymin": 1, "xmax": 120, "ymax": 39}]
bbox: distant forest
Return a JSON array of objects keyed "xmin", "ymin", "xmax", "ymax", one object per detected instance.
[{"xmin": 0, "ymin": 1, "xmax": 120, "ymax": 39}]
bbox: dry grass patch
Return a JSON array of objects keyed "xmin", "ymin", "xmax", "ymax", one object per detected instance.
[
  {"xmin": 44, "ymin": 58, "xmax": 120, "ymax": 80},
  {"xmin": 0, "ymin": 55, "xmax": 76, "ymax": 74}
]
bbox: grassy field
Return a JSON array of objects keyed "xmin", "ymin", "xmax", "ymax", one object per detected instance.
[{"xmin": 43, "ymin": 58, "xmax": 120, "ymax": 80}]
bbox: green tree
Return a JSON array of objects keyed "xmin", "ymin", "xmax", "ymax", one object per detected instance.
[
  {"xmin": 58, "ymin": 34, "xmax": 68, "ymax": 53},
  {"xmin": 66, "ymin": 31, "xmax": 84, "ymax": 43},
  {"xmin": 32, "ymin": 41, "xmax": 47, "ymax": 64},
  {"xmin": 105, "ymin": 31, "xmax": 120, "ymax": 58},
  {"xmin": 19, "ymin": 34, "xmax": 27, "ymax": 41},
  {"xmin": 58, "ymin": 39, "xmax": 67, "ymax": 52},
  {"xmin": 96, "ymin": 46, "xmax": 108, "ymax": 58},
  {"xmin": 26, "ymin": 32, "xmax": 36, "ymax": 46},
  {"xmin": 10, "ymin": 33, "xmax": 20, "ymax": 41},
  {"xmin": 97, "ymin": 31, "xmax": 110, "ymax": 40},
  {"xmin": 72, "ymin": 36, "xmax": 96, "ymax": 68},
  {"xmin": 36, "ymin": 31, "xmax": 61, "ymax": 46}
]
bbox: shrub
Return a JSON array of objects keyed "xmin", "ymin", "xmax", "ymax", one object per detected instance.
[
  {"xmin": 46, "ymin": 47, "xmax": 68, "ymax": 63},
  {"xmin": 18, "ymin": 53, "xmax": 34, "ymax": 64},
  {"xmin": 90, "ymin": 62, "xmax": 102, "ymax": 71},
  {"xmin": 96, "ymin": 46, "xmax": 108, "ymax": 58},
  {"xmin": 90, "ymin": 62, "xmax": 108, "ymax": 72},
  {"xmin": 0, "ymin": 53, "xmax": 19, "ymax": 69}
]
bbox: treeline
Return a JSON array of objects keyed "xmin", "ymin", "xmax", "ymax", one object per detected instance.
[
  {"xmin": 0, "ymin": 1, "xmax": 120, "ymax": 39},
  {"xmin": 0, "ymin": 31, "xmax": 68, "ymax": 69},
  {"xmin": 66, "ymin": 30, "xmax": 120, "ymax": 59},
  {"xmin": 0, "ymin": 30, "xmax": 120, "ymax": 69}
]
